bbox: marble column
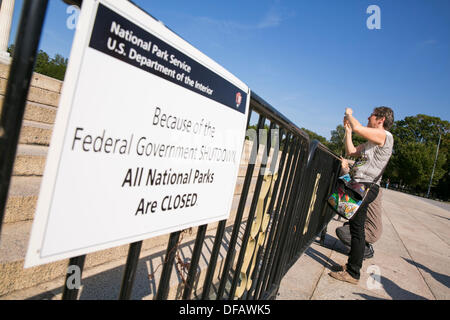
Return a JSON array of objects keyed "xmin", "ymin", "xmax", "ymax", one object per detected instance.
[{"xmin": 0, "ymin": 0, "xmax": 16, "ymax": 58}]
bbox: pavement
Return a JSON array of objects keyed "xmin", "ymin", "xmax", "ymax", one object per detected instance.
[{"xmin": 277, "ymin": 188, "xmax": 450, "ymax": 300}]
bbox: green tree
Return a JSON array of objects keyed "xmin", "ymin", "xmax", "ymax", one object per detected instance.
[
  {"xmin": 389, "ymin": 141, "xmax": 446, "ymax": 189},
  {"xmin": 301, "ymin": 128, "xmax": 330, "ymax": 147},
  {"xmin": 385, "ymin": 114, "xmax": 449, "ymax": 195},
  {"xmin": 7, "ymin": 44, "xmax": 15, "ymax": 55},
  {"xmin": 46, "ymin": 54, "xmax": 68, "ymax": 80},
  {"xmin": 328, "ymin": 124, "xmax": 366, "ymax": 156},
  {"xmin": 8, "ymin": 45, "xmax": 68, "ymax": 81},
  {"xmin": 34, "ymin": 50, "xmax": 50, "ymax": 74}
]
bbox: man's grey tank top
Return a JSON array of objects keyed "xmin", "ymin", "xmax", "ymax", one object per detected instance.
[{"xmin": 351, "ymin": 131, "xmax": 394, "ymax": 185}]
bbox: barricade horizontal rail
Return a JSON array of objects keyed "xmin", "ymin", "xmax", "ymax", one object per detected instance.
[{"xmin": 0, "ymin": 0, "xmax": 342, "ymax": 300}]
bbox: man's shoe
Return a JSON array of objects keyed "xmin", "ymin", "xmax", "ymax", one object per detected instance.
[
  {"xmin": 364, "ymin": 243, "xmax": 374, "ymax": 260},
  {"xmin": 330, "ymin": 264, "xmax": 346, "ymax": 272},
  {"xmin": 329, "ymin": 270, "xmax": 359, "ymax": 285}
]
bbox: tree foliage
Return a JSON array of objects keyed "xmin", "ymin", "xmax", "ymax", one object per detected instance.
[
  {"xmin": 8, "ymin": 45, "xmax": 68, "ymax": 81},
  {"xmin": 301, "ymin": 128, "xmax": 329, "ymax": 146},
  {"xmin": 327, "ymin": 125, "xmax": 366, "ymax": 156},
  {"xmin": 386, "ymin": 114, "xmax": 449, "ymax": 197}
]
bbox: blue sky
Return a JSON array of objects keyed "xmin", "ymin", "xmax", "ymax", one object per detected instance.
[{"xmin": 9, "ymin": 0, "xmax": 450, "ymax": 139}]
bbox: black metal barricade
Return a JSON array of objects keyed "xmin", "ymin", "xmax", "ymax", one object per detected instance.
[{"xmin": 0, "ymin": 0, "xmax": 342, "ymax": 300}]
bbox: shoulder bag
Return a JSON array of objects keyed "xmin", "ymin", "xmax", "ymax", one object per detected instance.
[{"xmin": 327, "ymin": 162, "xmax": 386, "ymax": 220}]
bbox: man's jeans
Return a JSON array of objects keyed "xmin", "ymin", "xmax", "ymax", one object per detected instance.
[{"xmin": 346, "ymin": 183, "xmax": 379, "ymax": 280}]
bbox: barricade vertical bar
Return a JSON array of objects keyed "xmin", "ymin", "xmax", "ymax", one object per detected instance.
[
  {"xmin": 182, "ymin": 224, "xmax": 207, "ymax": 299},
  {"xmin": 62, "ymin": 255, "xmax": 86, "ymax": 300},
  {"xmin": 201, "ymin": 220, "xmax": 226, "ymax": 299},
  {"xmin": 257, "ymin": 136, "xmax": 297, "ymax": 298},
  {"xmin": 261, "ymin": 139, "xmax": 301, "ymax": 295},
  {"xmin": 271, "ymin": 141, "xmax": 309, "ymax": 291},
  {"xmin": 249, "ymin": 130, "xmax": 289, "ymax": 300},
  {"xmin": 118, "ymin": 240, "xmax": 143, "ymax": 300},
  {"xmin": 265, "ymin": 140, "xmax": 306, "ymax": 295},
  {"xmin": 291, "ymin": 142, "xmax": 326, "ymax": 259},
  {"xmin": 287, "ymin": 160, "xmax": 313, "ymax": 263},
  {"xmin": 216, "ymin": 113, "xmax": 265, "ymax": 299},
  {"xmin": 155, "ymin": 231, "xmax": 181, "ymax": 300},
  {"xmin": 229, "ymin": 120, "xmax": 273, "ymax": 299},
  {"xmin": 202, "ymin": 108, "xmax": 254, "ymax": 299},
  {"xmin": 288, "ymin": 146, "xmax": 316, "ymax": 262},
  {"xmin": 278, "ymin": 142, "xmax": 310, "ymax": 274},
  {"xmin": 293, "ymin": 163, "xmax": 323, "ymax": 258},
  {"xmin": 244, "ymin": 123, "xmax": 281, "ymax": 299},
  {"xmin": 0, "ymin": 0, "xmax": 49, "ymax": 236}
]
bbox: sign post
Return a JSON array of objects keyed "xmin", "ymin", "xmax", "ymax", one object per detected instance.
[{"xmin": 25, "ymin": 0, "xmax": 249, "ymax": 267}]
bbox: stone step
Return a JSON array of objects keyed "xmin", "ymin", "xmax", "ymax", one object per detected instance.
[
  {"xmin": 0, "ymin": 96, "xmax": 58, "ymax": 125},
  {"xmin": 0, "ymin": 62, "xmax": 62, "ymax": 110},
  {"xmin": 4, "ymin": 176, "xmax": 41, "ymax": 224},
  {"xmin": 0, "ymin": 62, "xmax": 63, "ymax": 93},
  {"xmin": 19, "ymin": 120, "xmax": 53, "ymax": 146},
  {"xmin": 13, "ymin": 144, "xmax": 48, "ymax": 176},
  {"xmin": 0, "ymin": 78, "xmax": 60, "ymax": 108},
  {"xmin": 23, "ymin": 101, "xmax": 57, "ymax": 125},
  {"xmin": 0, "ymin": 220, "xmax": 32, "ymax": 264}
]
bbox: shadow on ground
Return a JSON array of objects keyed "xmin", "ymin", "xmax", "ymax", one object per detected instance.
[
  {"xmin": 309, "ymin": 234, "xmax": 430, "ymax": 300},
  {"xmin": 403, "ymin": 257, "xmax": 450, "ymax": 289}
]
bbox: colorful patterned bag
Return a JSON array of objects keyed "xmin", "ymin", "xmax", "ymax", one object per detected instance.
[{"xmin": 327, "ymin": 174, "xmax": 369, "ymax": 220}]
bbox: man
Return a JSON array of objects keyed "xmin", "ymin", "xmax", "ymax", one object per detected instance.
[
  {"xmin": 336, "ymin": 159, "xmax": 384, "ymax": 260},
  {"xmin": 329, "ymin": 106, "xmax": 394, "ymax": 285}
]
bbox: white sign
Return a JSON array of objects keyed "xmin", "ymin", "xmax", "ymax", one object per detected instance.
[{"xmin": 25, "ymin": 0, "xmax": 249, "ymax": 267}]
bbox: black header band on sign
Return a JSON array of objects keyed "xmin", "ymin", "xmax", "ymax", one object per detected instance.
[{"xmin": 88, "ymin": 3, "xmax": 247, "ymax": 114}]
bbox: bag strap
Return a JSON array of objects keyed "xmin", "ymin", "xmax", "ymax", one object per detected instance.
[{"xmin": 348, "ymin": 156, "xmax": 388, "ymax": 186}]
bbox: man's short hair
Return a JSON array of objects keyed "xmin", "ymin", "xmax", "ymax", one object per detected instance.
[{"xmin": 373, "ymin": 106, "xmax": 394, "ymax": 130}]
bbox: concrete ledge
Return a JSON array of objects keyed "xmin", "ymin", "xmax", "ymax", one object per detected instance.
[
  {"xmin": 0, "ymin": 78, "xmax": 60, "ymax": 108},
  {"xmin": 4, "ymin": 176, "xmax": 41, "ymax": 223},
  {"xmin": 0, "ymin": 63, "xmax": 63, "ymax": 93},
  {"xmin": 13, "ymin": 144, "xmax": 48, "ymax": 176},
  {"xmin": 19, "ymin": 120, "xmax": 53, "ymax": 146},
  {"xmin": 0, "ymin": 97, "xmax": 57, "ymax": 125},
  {"xmin": 23, "ymin": 102, "xmax": 58, "ymax": 124},
  {"xmin": 0, "ymin": 221, "xmax": 32, "ymax": 264}
]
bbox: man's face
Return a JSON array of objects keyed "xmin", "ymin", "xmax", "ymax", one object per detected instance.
[{"xmin": 367, "ymin": 113, "xmax": 380, "ymax": 128}]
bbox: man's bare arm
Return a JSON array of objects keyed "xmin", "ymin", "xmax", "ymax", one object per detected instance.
[
  {"xmin": 344, "ymin": 121, "xmax": 364, "ymax": 157},
  {"xmin": 345, "ymin": 108, "xmax": 386, "ymax": 146}
]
